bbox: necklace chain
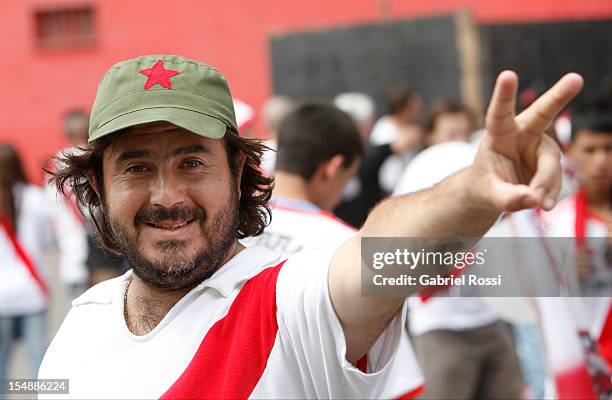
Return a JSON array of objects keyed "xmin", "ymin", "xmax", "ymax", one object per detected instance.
[
  {"xmin": 123, "ymin": 275, "xmax": 133, "ymax": 327},
  {"xmin": 122, "ymin": 242, "xmax": 239, "ymax": 327}
]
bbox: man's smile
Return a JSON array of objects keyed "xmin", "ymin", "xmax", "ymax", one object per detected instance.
[
  {"xmin": 140, "ymin": 218, "xmax": 199, "ymax": 240},
  {"xmin": 144, "ymin": 219, "xmax": 195, "ymax": 230}
]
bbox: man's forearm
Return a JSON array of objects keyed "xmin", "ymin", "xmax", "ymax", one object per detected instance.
[
  {"xmin": 329, "ymin": 168, "xmax": 501, "ymax": 363},
  {"xmin": 361, "ymin": 168, "xmax": 499, "ymax": 238}
]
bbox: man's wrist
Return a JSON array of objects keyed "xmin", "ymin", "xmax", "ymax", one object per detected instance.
[{"xmin": 454, "ymin": 167, "xmax": 501, "ymax": 222}]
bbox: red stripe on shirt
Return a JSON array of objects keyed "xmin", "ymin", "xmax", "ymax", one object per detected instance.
[
  {"xmin": 555, "ymin": 364, "xmax": 598, "ymax": 400},
  {"xmin": 598, "ymin": 307, "xmax": 612, "ymax": 369},
  {"xmin": 161, "ymin": 261, "xmax": 286, "ymax": 400},
  {"xmin": 396, "ymin": 384, "xmax": 425, "ymax": 400},
  {"xmin": 575, "ymin": 188, "xmax": 588, "ymax": 249},
  {"xmin": 0, "ymin": 216, "xmax": 49, "ymax": 298}
]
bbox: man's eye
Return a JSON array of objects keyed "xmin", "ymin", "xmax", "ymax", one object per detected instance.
[
  {"xmin": 127, "ymin": 165, "xmax": 149, "ymax": 173},
  {"xmin": 182, "ymin": 160, "xmax": 203, "ymax": 168}
]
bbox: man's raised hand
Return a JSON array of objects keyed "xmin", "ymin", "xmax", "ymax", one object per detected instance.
[{"xmin": 470, "ymin": 70, "xmax": 583, "ymax": 212}]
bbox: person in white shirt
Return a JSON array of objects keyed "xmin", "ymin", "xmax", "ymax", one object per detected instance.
[
  {"xmin": 0, "ymin": 144, "xmax": 85, "ymax": 387},
  {"xmin": 39, "ymin": 54, "xmax": 582, "ymax": 399},
  {"xmin": 538, "ymin": 100, "xmax": 612, "ymax": 399},
  {"xmin": 248, "ymin": 103, "xmax": 360, "ymax": 256}
]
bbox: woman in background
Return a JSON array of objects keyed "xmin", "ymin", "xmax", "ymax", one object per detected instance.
[{"xmin": 0, "ymin": 145, "xmax": 55, "ymax": 387}]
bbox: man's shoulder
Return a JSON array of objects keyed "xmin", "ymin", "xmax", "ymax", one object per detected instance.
[{"xmin": 279, "ymin": 249, "xmax": 335, "ymax": 283}]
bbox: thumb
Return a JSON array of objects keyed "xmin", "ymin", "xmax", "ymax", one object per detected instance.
[{"xmin": 490, "ymin": 180, "xmax": 540, "ymax": 212}]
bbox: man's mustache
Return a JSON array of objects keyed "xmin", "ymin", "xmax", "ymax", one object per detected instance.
[{"xmin": 135, "ymin": 204, "xmax": 206, "ymax": 225}]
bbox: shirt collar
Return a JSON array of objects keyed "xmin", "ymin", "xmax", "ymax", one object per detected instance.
[{"xmin": 193, "ymin": 245, "xmax": 283, "ymax": 297}]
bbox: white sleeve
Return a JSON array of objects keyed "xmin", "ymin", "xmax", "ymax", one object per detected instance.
[{"xmin": 275, "ymin": 250, "xmax": 424, "ymax": 399}]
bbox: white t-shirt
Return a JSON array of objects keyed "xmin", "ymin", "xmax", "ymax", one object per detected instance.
[
  {"xmin": 245, "ymin": 198, "xmax": 356, "ymax": 257},
  {"xmin": 39, "ymin": 245, "xmax": 423, "ymax": 399}
]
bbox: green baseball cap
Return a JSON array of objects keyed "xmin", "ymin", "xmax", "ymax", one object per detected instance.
[{"xmin": 89, "ymin": 55, "xmax": 237, "ymax": 142}]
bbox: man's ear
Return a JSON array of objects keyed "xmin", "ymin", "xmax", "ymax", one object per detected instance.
[
  {"xmin": 234, "ymin": 151, "xmax": 247, "ymax": 200},
  {"xmin": 321, "ymin": 154, "xmax": 345, "ymax": 181}
]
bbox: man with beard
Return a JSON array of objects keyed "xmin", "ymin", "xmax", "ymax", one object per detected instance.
[{"xmin": 39, "ymin": 55, "xmax": 583, "ymax": 399}]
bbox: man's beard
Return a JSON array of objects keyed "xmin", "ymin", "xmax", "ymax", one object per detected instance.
[{"xmin": 106, "ymin": 188, "xmax": 239, "ymax": 290}]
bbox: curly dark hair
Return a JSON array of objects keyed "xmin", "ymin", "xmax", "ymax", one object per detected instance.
[{"xmin": 50, "ymin": 128, "xmax": 273, "ymax": 255}]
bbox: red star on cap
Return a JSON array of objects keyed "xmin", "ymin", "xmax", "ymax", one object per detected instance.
[{"xmin": 138, "ymin": 60, "xmax": 180, "ymax": 90}]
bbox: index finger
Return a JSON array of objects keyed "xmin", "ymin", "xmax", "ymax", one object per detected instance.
[
  {"xmin": 486, "ymin": 70, "xmax": 519, "ymax": 137},
  {"xmin": 517, "ymin": 73, "xmax": 584, "ymax": 135}
]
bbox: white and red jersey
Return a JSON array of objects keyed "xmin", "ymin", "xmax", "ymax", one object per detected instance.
[
  {"xmin": 0, "ymin": 182, "xmax": 82, "ymax": 316},
  {"xmin": 245, "ymin": 197, "xmax": 357, "ymax": 257},
  {"xmin": 0, "ymin": 181, "xmax": 87, "ymax": 315},
  {"xmin": 0, "ymin": 184, "xmax": 52, "ymax": 316},
  {"xmin": 38, "ymin": 245, "xmax": 424, "ymax": 399},
  {"xmin": 541, "ymin": 190, "xmax": 612, "ymax": 367}
]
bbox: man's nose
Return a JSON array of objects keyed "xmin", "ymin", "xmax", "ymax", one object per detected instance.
[{"xmin": 149, "ymin": 170, "xmax": 187, "ymax": 209}]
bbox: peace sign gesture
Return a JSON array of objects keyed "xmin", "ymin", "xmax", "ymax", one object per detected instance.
[
  {"xmin": 330, "ymin": 73, "xmax": 584, "ymax": 363},
  {"xmin": 471, "ymin": 70, "xmax": 584, "ymax": 212}
]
